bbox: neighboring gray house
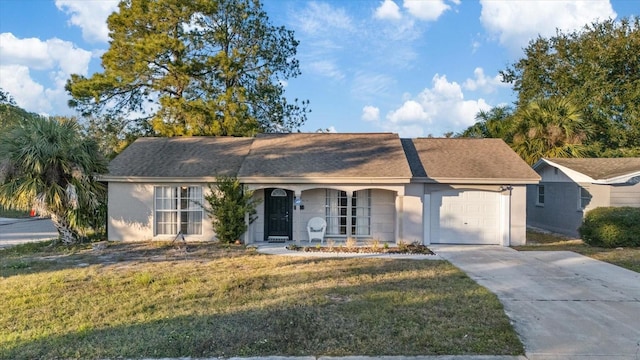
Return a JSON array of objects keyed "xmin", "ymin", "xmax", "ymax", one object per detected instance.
[
  {"xmin": 527, "ymin": 158, "xmax": 640, "ymax": 237},
  {"xmin": 103, "ymin": 133, "xmax": 539, "ymax": 246}
]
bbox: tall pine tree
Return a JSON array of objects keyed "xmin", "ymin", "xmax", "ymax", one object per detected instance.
[{"xmin": 66, "ymin": 0, "xmax": 309, "ymax": 137}]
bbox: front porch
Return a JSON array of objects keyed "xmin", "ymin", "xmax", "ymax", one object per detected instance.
[{"xmin": 244, "ymin": 185, "xmax": 410, "ymax": 245}]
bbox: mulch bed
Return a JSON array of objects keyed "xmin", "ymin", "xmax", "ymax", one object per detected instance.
[{"xmin": 286, "ymin": 242, "xmax": 434, "ymax": 255}]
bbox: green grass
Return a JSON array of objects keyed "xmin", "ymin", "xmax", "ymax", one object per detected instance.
[
  {"xmin": 516, "ymin": 230, "xmax": 640, "ymax": 273},
  {"xmin": 0, "ymin": 241, "xmax": 523, "ymax": 358}
]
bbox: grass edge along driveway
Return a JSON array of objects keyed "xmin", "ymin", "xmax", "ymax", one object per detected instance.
[
  {"xmin": 517, "ymin": 230, "xmax": 640, "ymax": 273},
  {"xmin": 0, "ymin": 241, "xmax": 524, "ymax": 358}
]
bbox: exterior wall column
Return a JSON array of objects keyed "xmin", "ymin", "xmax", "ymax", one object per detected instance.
[
  {"xmin": 243, "ymin": 212, "xmax": 251, "ymax": 244},
  {"xmin": 395, "ymin": 194, "xmax": 404, "ymax": 244},
  {"xmin": 500, "ymin": 187, "xmax": 512, "ymax": 246},
  {"xmin": 423, "ymin": 194, "xmax": 431, "ymax": 245},
  {"xmin": 294, "ymin": 190, "xmax": 302, "ymax": 243}
]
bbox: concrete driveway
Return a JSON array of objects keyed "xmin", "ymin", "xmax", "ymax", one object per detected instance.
[
  {"xmin": 431, "ymin": 245, "xmax": 640, "ymax": 360},
  {"xmin": 0, "ymin": 217, "xmax": 57, "ymax": 248}
]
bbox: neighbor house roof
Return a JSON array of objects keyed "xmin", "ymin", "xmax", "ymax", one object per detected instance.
[
  {"xmin": 534, "ymin": 157, "xmax": 640, "ymax": 184},
  {"xmin": 237, "ymin": 133, "xmax": 413, "ymax": 182},
  {"xmin": 103, "ymin": 136, "xmax": 254, "ymax": 181},
  {"xmin": 406, "ymin": 138, "xmax": 540, "ymax": 184}
]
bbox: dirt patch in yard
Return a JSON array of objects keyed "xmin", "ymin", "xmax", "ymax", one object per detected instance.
[{"xmin": 0, "ymin": 241, "xmax": 249, "ymax": 275}]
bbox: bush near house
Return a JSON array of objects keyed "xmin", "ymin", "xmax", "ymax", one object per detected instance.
[
  {"xmin": 203, "ymin": 176, "xmax": 258, "ymax": 243},
  {"xmin": 579, "ymin": 207, "xmax": 640, "ymax": 248}
]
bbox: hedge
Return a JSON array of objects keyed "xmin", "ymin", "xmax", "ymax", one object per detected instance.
[{"xmin": 579, "ymin": 207, "xmax": 640, "ymax": 248}]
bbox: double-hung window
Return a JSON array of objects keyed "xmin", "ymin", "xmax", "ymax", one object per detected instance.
[
  {"xmin": 578, "ymin": 186, "xmax": 590, "ymax": 210},
  {"xmin": 325, "ymin": 189, "xmax": 371, "ymax": 236},
  {"xmin": 155, "ymin": 186, "xmax": 203, "ymax": 235},
  {"xmin": 536, "ymin": 185, "xmax": 545, "ymax": 206}
]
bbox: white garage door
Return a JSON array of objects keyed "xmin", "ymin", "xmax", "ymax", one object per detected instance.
[{"xmin": 430, "ymin": 190, "xmax": 501, "ymax": 245}]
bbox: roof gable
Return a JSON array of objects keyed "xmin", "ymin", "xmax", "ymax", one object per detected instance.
[
  {"xmin": 106, "ymin": 137, "xmax": 253, "ymax": 179},
  {"xmin": 535, "ymin": 158, "xmax": 640, "ymax": 183},
  {"xmin": 408, "ymin": 138, "xmax": 540, "ymax": 183},
  {"xmin": 238, "ymin": 133, "xmax": 412, "ymax": 179}
]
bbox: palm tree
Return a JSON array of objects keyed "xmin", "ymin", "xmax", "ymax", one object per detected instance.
[
  {"xmin": 458, "ymin": 105, "xmax": 515, "ymax": 142},
  {"xmin": 511, "ymin": 97, "xmax": 590, "ymax": 165},
  {"xmin": 0, "ymin": 116, "xmax": 108, "ymax": 244}
]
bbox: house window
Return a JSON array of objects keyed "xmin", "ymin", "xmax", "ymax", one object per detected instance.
[
  {"xmin": 536, "ymin": 185, "xmax": 545, "ymax": 206},
  {"xmin": 325, "ymin": 189, "xmax": 371, "ymax": 236},
  {"xmin": 578, "ymin": 186, "xmax": 590, "ymax": 210},
  {"xmin": 155, "ymin": 186, "xmax": 203, "ymax": 235}
]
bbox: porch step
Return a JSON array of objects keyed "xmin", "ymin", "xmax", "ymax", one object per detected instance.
[{"xmin": 267, "ymin": 236, "xmax": 289, "ymax": 243}]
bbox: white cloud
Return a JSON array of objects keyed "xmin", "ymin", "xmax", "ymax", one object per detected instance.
[
  {"xmin": 375, "ymin": 0, "xmax": 402, "ymax": 20},
  {"xmin": 55, "ymin": 0, "xmax": 119, "ymax": 43},
  {"xmin": 361, "ymin": 106, "xmax": 380, "ymax": 122},
  {"xmin": 294, "ymin": 2, "xmax": 353, "ymax": 35},
  {"xmin": 351, "ymin": 72, "xmax": 395, "ymax": 101},
  {"xmin": 380, "ymin": 74, "xmax": 491, "ymax": 137},
  {"xmin": 0, "ymin": 65, "xmax": 49, "ymax": 112},
  {"xmin": 0, "ymin": 33, "xmax": 92, "ymax": 75},
  {"xmin": 480, "ymin": 0, "xmax": 616, "ymax": 53},
  {"xmin": 462, "ymin": 67, "xmax": 509, "ymax": 93},
  {"xmin": 307, "ymin": 60, "xmax": 345, "ymax": 80},
  {"xmin": 0, "ymin": 33, "xmax": 93, "ymax": 115},
  {"xmin": 387, "ymin": 100, "xmax": 430, "ymax": 123},
  {"xmin": 403, "ymin": 0, "xmax": 451, "ymax": 21}
]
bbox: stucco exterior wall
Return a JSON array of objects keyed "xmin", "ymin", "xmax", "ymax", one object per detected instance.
[
  {"xmin": 108, "ymin": 182, "xmax": 215, "ymax": 242},
  {"xmin": 401, "ymin": 184, "xmax": 426, "ymax": 244},
  {"xmin": 509, "ymin": 185, "xmax": 527, "ymax": 246},
  {"xmin": 610, "ymin": 182, "xmax": 640, "ymax": 207},
  {"xmin": 527, "ymin": 182, "xmax": 582, "ymax": 237},
  {"xmin": 527, "ymin": 181, "xmax": 618, "ymax": 237}
]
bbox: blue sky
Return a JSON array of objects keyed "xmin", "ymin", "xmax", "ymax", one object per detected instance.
[{"xmin": 0, "ymin": 0, "xmax": 636, "ymax": 137}]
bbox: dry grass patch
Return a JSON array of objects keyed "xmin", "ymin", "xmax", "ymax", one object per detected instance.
[
  {"xmin": 0, "ymin": 241, "xmax": 523, "ymax": 358},
  {"xmin": 516, "ymin": 230, "xmax": 640, "ymax": 273}
]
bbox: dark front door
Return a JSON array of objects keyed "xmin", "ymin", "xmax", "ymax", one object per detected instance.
[{"xmin": 265, "ymin": 188, "xmax": 293, "ymax": 241}]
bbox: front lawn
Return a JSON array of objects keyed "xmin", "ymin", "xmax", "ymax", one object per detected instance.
[
  {"xmin": 516, "ymin": 230, "xmax": 640, "ymax": 273},
  {"xmin": 0, "ymin": 241, "xmax": 523, "ymax": 359}
]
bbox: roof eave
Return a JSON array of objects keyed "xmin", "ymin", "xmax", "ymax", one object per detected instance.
[
  {"xmin": 412, "ymin": 177, "xmax": 540, "ymax": 185},
  {"xmin": 593, "ymin": 171, "xmax": 640, "ymax": 184},
  {"xmin": 238, "ymin": 176, "xmax": 412, "ymax": 184},
  {"xmin": 537, "ymin": 159, "xmax": 640, "ymax": 184},
  {"xmin": 99, "ymin": 175, "xmax": 413, "ymax": 184},
  {"xmin": 99, "ymin": 176, "xmax": 220, "ymax": 183}
]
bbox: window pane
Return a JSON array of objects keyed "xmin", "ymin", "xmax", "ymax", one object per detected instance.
[
  {"xmin": 537, "ymin": 186, "xmax": 545, "ymax": 205},
  {"xmin": 155, "ymin": 186, "xmax": 203, "ymax": 236},
  {"xmin": 326, "ymin": 189, "xmax": 369, "ymax": 236}
]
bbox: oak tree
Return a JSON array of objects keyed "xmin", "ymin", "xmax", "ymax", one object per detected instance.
[{"xmin": 500, "ymin": 17, "xmax": 640, "ymax": 155}]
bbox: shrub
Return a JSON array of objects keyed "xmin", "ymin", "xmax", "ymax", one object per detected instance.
[
  {"xmin": 579, "ymin": 207, "xmax": 640, "ymax": 248},
  {"xmin": 203, "ymin": 176, "xmax": 259, "ymax": 243}
]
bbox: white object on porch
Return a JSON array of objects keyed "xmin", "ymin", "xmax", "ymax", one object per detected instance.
[{"xmin": 307, "ymin": 217, "xmax": 327, "ymax": 243}]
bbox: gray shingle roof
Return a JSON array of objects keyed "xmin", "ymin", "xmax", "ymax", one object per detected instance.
[
  {"xmin": 408, "ymin": 138, "xmax": 540, "ymax": 181},
  {"xmin": 107, "ymin": 137, "xmax": 253, "ymax": 178},
  {"xmin": 238, "ymin": 133, "xmax": 412, "ymax": 178},
  {"xmin": 544, "ymin": 157, "xmax": 640, "ymax": 180},
  {"xmin": 105, "ymin": 134, "xmax": 540, "ymax": 183}
]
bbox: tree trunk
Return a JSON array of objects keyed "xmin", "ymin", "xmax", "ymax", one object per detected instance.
[{"xmin": 50, "ymin": 213, "xmax": 79, "ymax": 245}]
